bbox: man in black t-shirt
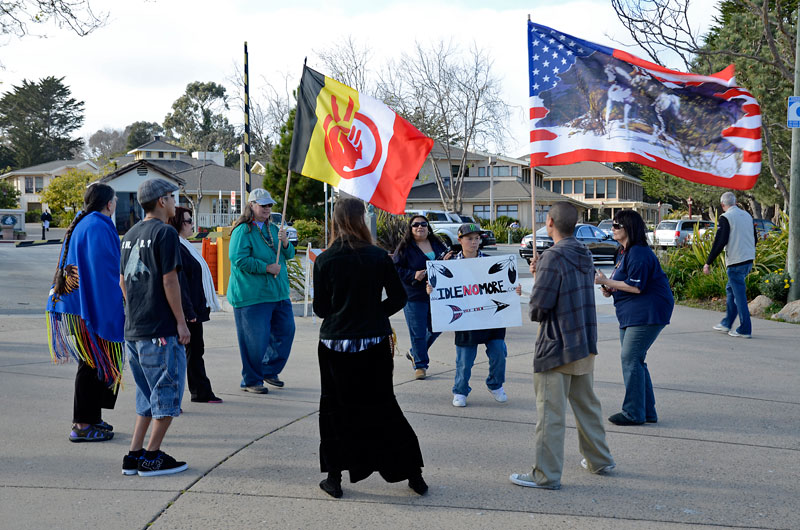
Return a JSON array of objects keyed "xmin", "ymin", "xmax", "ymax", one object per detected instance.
[{"xmin": 119, "ymin": 178, "xmax": 191, "ymax": 477}]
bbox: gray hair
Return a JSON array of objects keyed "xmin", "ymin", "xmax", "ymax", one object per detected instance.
[{"xmin": 720, "ymin": 192, "xmax": 736, "ymax": 207}]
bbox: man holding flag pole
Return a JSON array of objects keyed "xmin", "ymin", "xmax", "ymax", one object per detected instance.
[{"xmin": 516, "ymin": 17, "xmax": 762, "ymax": 490}]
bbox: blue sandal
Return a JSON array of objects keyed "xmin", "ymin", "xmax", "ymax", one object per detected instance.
[
  {"xmin": 94, "ymin": 420, "xmax": 113, "ymax": 432},
  {"xmin": 69, "ymin": 424, "xmax": 114, "ymax": 443}
]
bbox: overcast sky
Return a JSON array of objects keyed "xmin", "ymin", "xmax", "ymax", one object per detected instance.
[{"xmin": 0, "ymin": 0, "xmax": 721, "ymax": 158}]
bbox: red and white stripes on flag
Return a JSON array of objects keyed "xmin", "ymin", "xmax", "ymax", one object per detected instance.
[{"xmin": 528, "ymin": 21, "xmax": 761, "ymax": 190}]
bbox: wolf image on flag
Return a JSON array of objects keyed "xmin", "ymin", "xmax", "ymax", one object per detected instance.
[
  {"xmin": 290, "ymin": 66, "xmax": 433, "ymax": 214},
  {"xmin": 528, "ymin": 21, "xmax": 761, "ymax": 190}
]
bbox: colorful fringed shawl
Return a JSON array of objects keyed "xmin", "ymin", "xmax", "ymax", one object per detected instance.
[{"xmin": 46, "ymin": 212, "xmax": 126, "ymax": 388}]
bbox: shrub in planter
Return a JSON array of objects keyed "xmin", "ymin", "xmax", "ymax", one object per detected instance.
[
  {"xmin": 293, "ymin": 219, "xmax": 324, "ymax": 247},
  {"xmin": 376, "ymin": 209, "xmax": 406, "ymax": 252},
  {"xmin": 26, "ymin": 209, "xmax": 42, "ymax": 223},
  {"xmin": 758, "ymin": 269, "xmax": 794, "ymax": 304}
]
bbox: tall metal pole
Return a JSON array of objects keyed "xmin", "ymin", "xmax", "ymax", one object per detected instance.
[
  {"xmin": 488, "ymin": 156, "xmax": 496, "ymax": 221},
  {"xmin": 243, "ymin": 42, "xmax": 252, "ymax": 193},
  {"xmin": 787, "ymin": 8, "xmax": 800, "ymax": 302}
]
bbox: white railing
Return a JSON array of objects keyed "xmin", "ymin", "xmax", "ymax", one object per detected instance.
[{"xmin": 197, "ymin": 213, "xmax": 237, "ymax": 228}]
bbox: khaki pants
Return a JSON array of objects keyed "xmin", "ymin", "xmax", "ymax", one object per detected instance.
[{"xmin": 531, "ymin": 369, "xmax": 614, "ymax": 487}]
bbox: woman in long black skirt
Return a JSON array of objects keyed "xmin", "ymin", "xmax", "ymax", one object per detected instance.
[{"xmin": 313, "ymin": 198, "xmax": 427, "ymax": 498}]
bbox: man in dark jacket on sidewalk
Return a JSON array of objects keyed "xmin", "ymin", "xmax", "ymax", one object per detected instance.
[{"xmin": 510, "ymin": 202, "xmax": 615, "ymax": 490}]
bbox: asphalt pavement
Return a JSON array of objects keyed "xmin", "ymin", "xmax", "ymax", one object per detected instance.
[{"xmin": 0, "ymin": 242, "xmax": 798, "ymax": 529}]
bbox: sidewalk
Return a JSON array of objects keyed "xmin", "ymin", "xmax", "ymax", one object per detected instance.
[{"xmin": 1, "ymin": 246, "xmax": 798, "ymax": 528}]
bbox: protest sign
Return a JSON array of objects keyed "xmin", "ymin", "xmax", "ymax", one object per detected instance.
[{"xmin": 427, "ymin": 255, "xmax": 522, "ymax": 333}]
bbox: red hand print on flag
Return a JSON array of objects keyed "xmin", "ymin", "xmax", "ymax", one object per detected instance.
[{"xmin": 323, "ymin": 94, "xmax": 381, "ymax": 179}]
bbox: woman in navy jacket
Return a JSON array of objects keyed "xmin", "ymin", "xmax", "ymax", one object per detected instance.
[
  {"xmin": 594, "ymin": 210, "xmax": 674, "ymax": 426},
  {"xmin": 393, "ymin": 215, "xmax": 450, "ymax": 380}
]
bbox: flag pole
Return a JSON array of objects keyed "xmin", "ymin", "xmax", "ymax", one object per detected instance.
[
  {"xmin": 528, "ymin": 14, "xmax": 537, "ymax": 257},
  {"xmin": 275, "ymin": 57, "xmax": 307, "ymax": 266}
]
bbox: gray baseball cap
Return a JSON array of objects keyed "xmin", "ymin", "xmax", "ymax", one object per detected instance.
[
  {"xmin": 458, "ymin": 222, "xmax": 482, "ymax": 238},
  {"xmin": 249, "ymin": 188, "xmax": 275, "ymax": 206},
  {"xmin": 137, "ymin": 178, "xmax": 179, "ymax": 204}
]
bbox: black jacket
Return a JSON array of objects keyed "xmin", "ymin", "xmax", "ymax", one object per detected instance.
[
  {"xmin": 393, "ymin": 238, "xmax": 448, "ymax": 302},
  {"xmin": 314, "ymin": 238, "xmax": 407, "ymax": 340},
  {"xmin": 178, "ymin": 244, "xmax": 210, "ymax": 323}
]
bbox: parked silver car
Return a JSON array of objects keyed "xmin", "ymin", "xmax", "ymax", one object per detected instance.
[{"xmin": 653, "ymin": 219, "xmax": 714, "ymax": 248}]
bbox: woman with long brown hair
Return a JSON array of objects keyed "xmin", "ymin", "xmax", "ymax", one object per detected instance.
[
  {"xmin": 168, "ymin": 206, "xmax": 222, "ymax": 403},
  {"xmin": 313, "ymin": 198, "xmax": 427, "ymax": 498},
  {"xmin": 228, "ymin": 188, "xmax": 295, "ymax": 394},
  {"xmin": 46, "ymin": 182, "xmax": 125, "ymax": 442}
]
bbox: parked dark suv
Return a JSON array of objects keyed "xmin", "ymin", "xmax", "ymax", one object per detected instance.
[{"xmin": 519, "ymin": 224, "xmax": 619, "ymax": 263}]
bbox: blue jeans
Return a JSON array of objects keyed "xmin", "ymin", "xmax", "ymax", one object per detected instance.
[
  {"xmin": 453, "ymin": 339, "xmax": 506, "ymax": 396},
  {"xmin": 722, "ymin": 262, "xmax": 753, "ymax": 335},
  {"xmin": 234, "ymin": 299, "xmax": 296, "ymax": 387},
  {"xmin": 403, "ymin": 300, "xmax": 441, "ymax": 369},
  {"xmin": 619, "ymin": 325, "xmax": 664, "ymax": 423},
  {"xmin": 127, "ymin": 336, "xmax": 186, "ymax": 419}
]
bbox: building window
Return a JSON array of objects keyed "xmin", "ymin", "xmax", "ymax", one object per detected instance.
[
  {"xmin": 607, "ymin": 179, "xmax": 617, "ymax": 199},
  {"xmin": 451, "ymin": 165, "xmax": 461, "ymax": 178},
  {"xmin": 171, "ymin": 152, "xmax": 177, "ymax": 159},
  {"xmin": 158, "ymin": 151, "xmax": 164, "ymax": 158},
  {"xmin": 552, "ymin": 180, "xmax": 562, "ymax": 194},
  {"xmin": 25, "ymin": 177, "xmax": 34, "ymax": 193},
  {"xmin": 534, "ymin": 171, "xmax": 544, "ymax": 188},
  {"xmin": 543, "ymin": 180, "xmax": 551, "ymax": 191},
  {"xmin": 478, "ymin": 166, "xmax": 486, "ymax": 177},
  {"xmin": 585, "ymin": 179, "xmax": 594, "ymax": 198},
  {"xmin": 473, "ymin": 205, "xmax": 490, "ymax": 219},
  {"xmin": 563, "ymin": 180, "xmax": 572, "ymax": 194},
  {"xmin": 212, "ymin": 198, "xmax": 230, "ymax": 214},
  {"xmin": 574, "ymin": 179, "xmax": 583, "ymax": 193},
  {"xmin": 511, "ymin": 166, "xmax": 519, "ymax": 177},
  {"xmin": 493, "ymin": 165, "xmax": 510, "ymax": 177},
  {"xmin": 145, "ymin": 151, "xmax": 151, "ymax": 157},
  {"xmin": 596, "ymin": 179, "xmax": 605, "ymax": 199},
  {"xmin": 497, "ymin": 205, "xmax": 518, "ymax": 218},
  {"xmin": 535, "ymin": 204, "xmax": 549, "ymax": 224}
]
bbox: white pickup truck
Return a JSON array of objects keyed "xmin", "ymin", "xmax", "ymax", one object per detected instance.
[{"xmin": 405, "ymin": 209, "xmax": 496, "ymax": 248}]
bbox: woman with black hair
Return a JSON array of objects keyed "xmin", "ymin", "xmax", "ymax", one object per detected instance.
[
  {"xmin": 46, "ymin": 183, "xmax": 125, "ymax": 442},
  {"xmin": 314, "ymin": 198, "xmax": 427, "ymax": 499},
  {"xmin": 594, "ymin": 209, "xmax": 674, "ymax": 426},
  {"xmin": 393, "ymin": 215, "xmax": 450, "ymax": 379}
]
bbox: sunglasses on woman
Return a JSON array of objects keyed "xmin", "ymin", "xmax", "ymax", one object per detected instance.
[
  {"xmin": 612, "ymin": 222, "xmax": 624, "ymax": 230},
  {"xmin": 410, "ymin": 221, "xmax": 429, "ymax": 228}
]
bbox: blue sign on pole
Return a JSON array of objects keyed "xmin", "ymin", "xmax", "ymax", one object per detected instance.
[{"xmin": 788, "ymin": 96, "xmax": 800, "ymax": 128}]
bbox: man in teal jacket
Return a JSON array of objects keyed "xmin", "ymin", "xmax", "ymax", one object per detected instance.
[{"xmin": 228, "ymin": 188, "xmax": 296, "ymax": 393}]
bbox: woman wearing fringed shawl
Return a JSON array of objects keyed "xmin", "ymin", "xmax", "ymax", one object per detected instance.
[{"xmin": 46, "ymin": 183, "xmax": 125, "ymax": 443}]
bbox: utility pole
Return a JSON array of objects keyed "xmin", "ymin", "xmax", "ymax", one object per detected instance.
[{"xmin": 787, "ymin": 7, "xmax": 800, "ymax": 302}]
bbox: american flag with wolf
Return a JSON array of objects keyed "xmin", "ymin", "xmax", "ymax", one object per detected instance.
[{"xmin": 528, "ymin": 21, "xmax": 761, "ymax": 190}]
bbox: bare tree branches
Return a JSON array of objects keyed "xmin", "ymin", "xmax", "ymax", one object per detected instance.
[
  {"xmin": 314, "ymin": 35, "xmax": 371, "ymax": 93},
  {"xmin": 376, "ymin": 40, "xmax": 509, "ymax": 212},
  {"xmin": 0, "ymin": 0, "xmax": 107, "ymax": 42}
]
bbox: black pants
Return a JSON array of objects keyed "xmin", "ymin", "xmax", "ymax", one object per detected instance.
[
  {"xmin": 186, "ymin": 320, "xmax": 215, "ymax": 400},
  {"xmin": 73, "ymin": 360, "xmax": 118, "ymax": 424}
]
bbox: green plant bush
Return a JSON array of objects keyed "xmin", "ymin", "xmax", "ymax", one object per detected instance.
[
  {"xmin": 292, "ymin": 219, "xmax": 324, "ymax": 248},
  {"xmin": 25, "ymin": 209, "xmax": 42, "ymax": 223},
  {"xmin": 478, "ymin": 217, "xmax": 529, "ymax": 244},
  {"xmin": 758, "ymin": 269, "xmax": 793, "ymax": 304},
  {"xmin": 376, "ymin": 209, "xmax": 406, "ymax": 252},
  {"xmin": 661, "ymin": 214, "xmax": 788, "ymax": 301}
]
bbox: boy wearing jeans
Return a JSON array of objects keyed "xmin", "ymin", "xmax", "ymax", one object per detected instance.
[
  {"xmin": 428, "ymin": 223, "xmax": 521, "ymax": 407},
  {"xmin": 119, "ymin": 178, "xmax": 191, "ymax": 477}
]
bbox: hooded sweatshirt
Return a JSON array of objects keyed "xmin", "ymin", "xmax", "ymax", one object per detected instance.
[{"xmin": 529, "ymin": 236, "xmax": 597, "ymax": 373}]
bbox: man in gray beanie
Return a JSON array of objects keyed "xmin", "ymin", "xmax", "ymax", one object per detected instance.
[{"xmin": 119, "ymin": 178, "xmax": 190, "ymax": 477}]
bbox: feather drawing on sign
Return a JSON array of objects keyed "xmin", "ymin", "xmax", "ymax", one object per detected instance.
[
  {"xmin": 428, "ymin": 263, "xmax": 453, "ymax": 288},
  {"xmin": 447, "ymin": 299, "xmax": 510, "ymax": 323},
  {"xmin": 487, "ymin": 256, "xmax": 517, "ymax": 285}
]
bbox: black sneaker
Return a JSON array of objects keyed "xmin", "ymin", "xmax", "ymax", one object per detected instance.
[
  {"xmin": 264, "ymin": 377, "xmax": 284, "ymax": 388},
  {"xmin": 122, "ymin": 449, "xmax": 144, "ymax": 476},
  {"xmin": 137, "ymin": 451, "xmax": 188, "ymax": 477}
]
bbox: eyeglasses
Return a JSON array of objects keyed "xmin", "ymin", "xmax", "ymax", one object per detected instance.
[
  {"xmin": 182, "ymin": 219, "xmax": 193, "ymax": 225},
  {"xmin": 612, "ymin": 222, "xmax": 624, "ymax": 230},
  {"xmin": 410, "ymin": 221, "xmax": 429, "ymax": 228}
]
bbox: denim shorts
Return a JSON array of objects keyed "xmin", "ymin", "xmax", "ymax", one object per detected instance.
[{"xmin": 126, "ymin": 336, "xmax": 186, "ymax": 418}]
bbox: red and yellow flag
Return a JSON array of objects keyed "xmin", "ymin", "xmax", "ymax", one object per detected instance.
[{"xmin": 289, "ymin": 66, "xmax": 433, "ymax": 214}]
